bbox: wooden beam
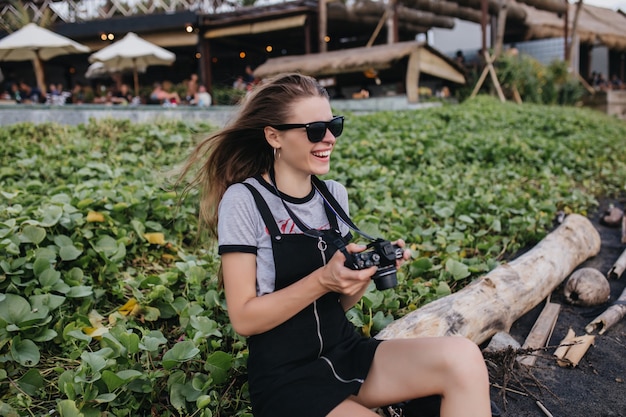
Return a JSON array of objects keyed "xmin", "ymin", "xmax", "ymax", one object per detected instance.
[
  {"xmin": 401, "ymin": 0, "xmax": 484, "ymax": 23},
  {"xmin": 406, "ymin": 49, "xmax": 421, "ymax": 103},
  {"xmin": 453, "ymin": 0, "xmax": 527, "ymax": 20},
  {"xmin": 517, "ymin": 301, "xmax": 561, "ymax": 366},
  {"xmin": 517, "ymin": 0, "xmax": 567, "ymax": 14},
  {"xmin": 355, "ymin": 0, "xmax": 455, "ymax": 28}
]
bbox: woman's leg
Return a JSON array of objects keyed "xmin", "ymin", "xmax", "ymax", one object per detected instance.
[
  {"xmin": 354, "ymin": 336, "xmax": 491, "ymax": 417},
  {"xmin": 326, "ymin": 397, "xmax": 380, "ymax": 417}
]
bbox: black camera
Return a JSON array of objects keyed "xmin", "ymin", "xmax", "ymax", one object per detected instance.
[{"xmin": 344, "ymin": 239, "xmax": 404, "ymax": 290}]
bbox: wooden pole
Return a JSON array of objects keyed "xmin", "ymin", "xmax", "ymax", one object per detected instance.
[
  {"xmin": 32, "ymin": 52, "xmax": 47, "ymax": 97},
  {"xmin": 564, "ymin": 0, "xmax": 569, "ymax": 61},
  {"xmin": 493, "ymin": 0, "xmax": 509, "ymax": 58},
  {"xmin": 481, "ymin": 0, "xmax": 488, "ymax": 55},
  {"xmin": 471, "ymin": 0, "xmax": 508, "ymax": 102},
  {"xmin": 319, "ymin": 0, "xmax": 327, "ymax": 53},
  {"xmin": 366, "ymin": 9, "xmax": 389, "ymax": 47},
  {"xmin": 567, "ymin": 0, "xmax": 584, "ymax": 68}
]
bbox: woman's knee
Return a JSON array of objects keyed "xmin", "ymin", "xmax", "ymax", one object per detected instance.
[{"xmin": 443, "ymin": 337, "xmax": 488, "ymax": 383}]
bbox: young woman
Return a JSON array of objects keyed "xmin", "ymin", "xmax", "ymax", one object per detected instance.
[{"xmin": 178, "ymin": 73, "xmax": 491, "ymax": 417}]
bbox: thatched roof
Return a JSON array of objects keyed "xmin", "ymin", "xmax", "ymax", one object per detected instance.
[
  {"xmin": 253, "ymin": 40, "xmax": 465, "ymax": 84},
  {"xmin": 520, "ymin": 2, "xmax": 626, "ymax": 51}
]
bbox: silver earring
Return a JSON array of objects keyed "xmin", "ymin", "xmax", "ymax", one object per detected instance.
[{"xmin": 274, "ymin": 148, "xmax": 280, "ymax": 159}]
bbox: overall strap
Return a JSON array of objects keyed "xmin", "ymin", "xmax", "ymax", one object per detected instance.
[
  {"xmin": 241, "ymin": 183, "xmax": 283, "ymax": 242},
  {"xmin": 324, "ymin": 200, "xmax": 340, "ymax": 231}
]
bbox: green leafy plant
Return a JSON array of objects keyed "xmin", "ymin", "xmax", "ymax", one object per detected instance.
[
  {"xmin": 495, "ymin": 55, "xmax": 586, "ymax": 105},
  {"xmin": 1, "ymin": 99, "xmax": 625, "ymax": 415}
]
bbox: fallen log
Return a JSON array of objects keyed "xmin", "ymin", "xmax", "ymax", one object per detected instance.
[
  {"xmin": 376, "ymin": 214, "xmax": 601, "ymax": 344},
  {"xmin": 585, "ymin": 287, "xmax": 626, "ymax": 335}
]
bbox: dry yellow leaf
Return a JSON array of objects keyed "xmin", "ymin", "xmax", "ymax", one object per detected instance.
[
  {"xmin": 86, "ymin": 211, "xmax": 105, "ymax": 222},
  {"xmin": 162, "ymin": 253, "xmax": 176, "ymax": 262},
  {"xmin": 119, "ymin": 298, "xmax": 138, "ymax": 316},
  {"xmin": 144, "ymin": 232, "xmax": 166, "ymax": 245}
]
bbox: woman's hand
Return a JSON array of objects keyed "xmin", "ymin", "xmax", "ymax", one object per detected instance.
[
  {"xmin": 393, "ymin": 239, "xmax": 412, "ymax": 268},
  {"xmin": 320, "ymin": 243, "xmax": 377, "ymax": 297}
]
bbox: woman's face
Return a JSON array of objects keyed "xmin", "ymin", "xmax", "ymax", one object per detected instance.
[{"xmin": 273, "ymin": 96, "xmax": 337, "ymax": 179}]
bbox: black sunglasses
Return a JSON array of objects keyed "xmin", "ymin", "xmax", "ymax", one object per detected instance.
[{"xmin": 271, "ymin": 116, "xmax": 344, "ymax": 143}]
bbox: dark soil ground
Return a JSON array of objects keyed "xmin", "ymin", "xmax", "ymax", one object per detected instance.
[{"xmin": 488, "ymin": 199, "xmax": 626, "ymax": 417}]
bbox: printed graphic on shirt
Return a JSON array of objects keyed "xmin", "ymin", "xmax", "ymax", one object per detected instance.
[{"xmin": 265, "ymin": 218, "xmax": 332, "ymax": 235}]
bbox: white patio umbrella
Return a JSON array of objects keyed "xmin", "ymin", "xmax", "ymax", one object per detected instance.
[
  {"xmin": 88, "ymin": 32, "xmax": 176, "ymax": 96},
  {"xmin": 85, "ymin": 61, "xmax": 147, "ymax": 80},
  {"xmin": 0, "ymin": 23, "xmax": 90, "ymax": 95}
]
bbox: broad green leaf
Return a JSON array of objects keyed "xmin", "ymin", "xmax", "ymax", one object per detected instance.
[
  {"xmin": 371, "ymin": 311, "xmax": 393, "ymax": 332},
  {"xmin": 80, "ymin": 350, "xmax": 110, "ymax": 373},
  {"xmin": 60, "ymin": 245, "xmax": 83, "ymax": 261},
  {"xmin": 169, "ymin": 382, "xmax": 187, "ymax": 412},
  {"xmin": 190, "ymin": 316, "xmax": 222, "ymax": 339},
  {"xmin": 197, "ymin": 394, "xmax": 212, "ymax": 410},
  {"xmin": 28, "ymin": 294, "xmax": 65, "ymax": 311},
  {"xmin": 457, "ymin": 214, "xmax": 474, "ymax": 224},
  {"xmin": 21, "ymin": 225, "xmax": 46, "ymax": 244},
  {"xmin": 57, "ymin": 399, "xmax": 84, "ymax": 417},
  {"xmin": 33, "ymin": 257, "xmax": 52, "ymax": 276},
  {"xmin": 17, "ymin": 368, "xmax": 44, "ymax": 396},
  {"xmin": 204, "ymin": 351, "xmax": 232, "ymax": 385},
  {"xmin": 436, "ymin": 280, "xmax": 451, "ymax": 297},
  {"xmin": 32, "ymin": 328, "xmax": 57, "ymax": 342},
  {"xmin": 445, "ymin": 259, "xmax": 471, "ymax": 281},
  {"xmin": 140, "ymin": 330, "xmax": 168, "ymax": 352},
  {"xmin": 0, "ymin": 294, "xmax": 31, "ymax": 324},
  {"xmin": 11, "ymin": 337, "xmax": 40, "ymax": 367},
  {"xmin": 39, "ymin": 268, "xmax": 62, "ymax": 288},
  {"xmin": 94, "ymin": 393, "xmax": 116, "ymax": 403},
  {"xmin": 39, "ymin": 205, "xmax": 64, "ymax": 227},
  {"xmin": 162, "ymin": 340, "xmax": 200, "ymax": 370},
  {"xmin": 92, "ymin": 235, "xmax": 118, "ymax": 257},
  {"xmin": 361, "ymin": 288, "xmax": 384, "ymax": 310},
  {"xmin": 66, "ymin": 286, "xmax": 93, "ymax": 298},
  {"xmin": 54, "ymin": 234, "xmax": 74, "ymax": 247}
]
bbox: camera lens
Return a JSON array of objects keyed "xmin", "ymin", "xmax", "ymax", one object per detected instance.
[{"xmin": 373, "ymin": 266, "xmax": 397, "ymax": 290}]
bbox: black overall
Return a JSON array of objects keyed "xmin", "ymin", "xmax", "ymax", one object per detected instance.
[{"xmin": 242, "ymin": 180, "xmax": 382, "ymax": 417}]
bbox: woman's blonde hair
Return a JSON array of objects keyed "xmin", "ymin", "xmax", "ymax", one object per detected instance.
[{"xmin": 176, "ymin": 73, "xmax": 330, "ymax": 238}]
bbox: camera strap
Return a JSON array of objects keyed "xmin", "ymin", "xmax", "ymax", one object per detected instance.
[
  {"xmin": 267, "ymin": 167, "xmax": 328, "ymax": 240},
  {"xmin": 311, "ymin": 175, "xmax": 379, "ymax": 243},
  {"xmin": 267, "ymin": 166, "xmax": 378, "ymax": 246}
]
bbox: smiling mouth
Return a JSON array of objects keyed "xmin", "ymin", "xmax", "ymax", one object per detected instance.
[{"xmin": 312, "ymin": 150, "xmax": 331, "ymax": 158}]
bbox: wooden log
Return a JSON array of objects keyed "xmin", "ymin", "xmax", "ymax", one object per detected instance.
[
  {"xmin": 609, "ymin": 248, "xmax": 626, "ymax": 279},
  {"xmin": 354, "ymin": 0, "xmax": 455, "ymax": 28},
  {"xmin": 402, "ymin": 0, "xmax": 484, "ymax": 23},
  {"xmin": 585, "ymin": 286, "xmax": 626, "ymax": 335},
  {"xmin": 376, "ymin": 214, "xmax": 601, "ymax": 344},
  {"xmin": 517, "ymin": 0, "xmax": 567, "ymax": 14},
  {"xmin": 453, "ymin": 0, "xmax": 527, "ymax": 20},
  {"xmin": 328, "ymin": 3, "xmax": 432, "ymax": 32}
]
